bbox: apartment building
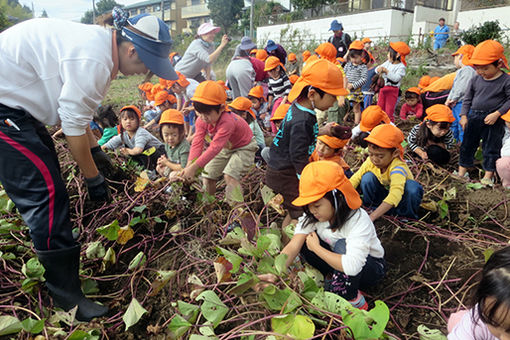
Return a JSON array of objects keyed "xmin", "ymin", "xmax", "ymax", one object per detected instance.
[{"xmin": 180, "ymin": 0, "xmax": 211, "ymax": 33}]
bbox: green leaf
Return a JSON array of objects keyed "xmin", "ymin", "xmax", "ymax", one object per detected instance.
[
  {"xmin": 260, "ymin": 185, "xmax": 275, "ymax": 205},
  {"xmin": 229, "ymin": 184, "xmax": 244, "ymax": 203},
  {"xmin": 271, "ymin": 314, "xmax": 315, "ymax": 339},
  {"xmin": 195, "ymin": 290, "xmax": 228, "ymax": 328},
  {"xmin": 1, "ymin": 252, "xmax": 15, "ymax": 260},
  {"xmin": 283, "ymin": 291, "xmax": 302, "ymax": 313},
  {"xmin": 365, "ymin": 300, "xmax": 390, "ymax": 337},
  {"xmin": 216, "ymin": 247, "xmax": 243, "ymax": 274},
  {"xmin": 466, "ymin": 182, "xmax": 483, "ymax": 190},
  {"xmin": 0, "ymin": 315, "xmax": 22, "ymax": 336},
  {"xmin": 238, "ymin": 238, "xmax": 259, "ymax": 257},
  {"xmin": 103, "ymin": 247, "xmax": 116, "ymax": 266},
  {"xmin": 132, "ymin": 205, "xmax": 147, "ymax": 213},
  {"xmin": 310, "ymin": 289, "xmax": 353, "ymax": 317},
  {"xmin": 261, "ymin": 285, "xmax": 300, "ymax": 312},
  {"xmin": 86, "ymin": 241, "xmax": 106, "ymax": 260},
  {"xmin": 199, "ymin": 323, "xmax": 216, "ymax": 336},
  {"xmin": 283, "ymin": 223, "xmax": 295, "ymax": 241},
  {"xmin": 129, "ymin": 214, "xmax": 148, "ymax": 227},
  {"xmin": 177, "ymin": 300, "xmax": 199, "ymax": 323},
  {"xmin": 438, "ymin": 199, "xmax": 449, "ymax": 219},
  {"xmin": 123, "ymin": 298, "xmax": 148, "ymax": 330},
  {"xmin": 264, "ymin": 233, "xmax": 281, "ymax": 256},
  {"xmin": 189, "ymin": 335, "xmax": 218, "ymax": 340},
  {"xmin": 168, "ymin": 314, "xmax": 191, "ymax": 338},
  {"xmin": 21, "ymin": 317, "xmax": 44, "ymax": 334},
  {"xmin": 484, "ymin": 248, "xmax": 494, "ymax": 263},
  {"xmin": 68, "ymin": 330, "xmax": 89, "ymax": 340},
  {"xmin": 81, "ymin": 278, "xmax": 99, "ymax": 295},
  {"xmin": 97, "ymin": 220, "xmax": 120, "ymax": 241},
  {"xmin": 22, "ymin": 257, "xmax": 45, "ymax": 279},
  {"xmin": 228, "ymin": 272, "xmax": 259, "ymax": 296},
  {"xmin": 154, "ymin": 216, "xmax": 164, "ymax": 223},
  {"xmin": 274, "ymin": 253, "xmax": 288, "ymax": 276},
  {"xmin": 128, "ymin": 251, "xmax": 146, "ymax": 270},
  {"xmin": 257, "ymin": 256, "xmax": 276, "ymax": 275}
]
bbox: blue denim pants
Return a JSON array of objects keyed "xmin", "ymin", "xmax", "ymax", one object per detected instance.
[{"xmin": 451, "ymin": 101, "xmax": 464, "ymax": 143}]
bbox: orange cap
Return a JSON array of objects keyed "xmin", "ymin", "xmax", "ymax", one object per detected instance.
[
  {"xmin": 120, "ymin": 105, "xmax": 141, "ymax": 119},
  {"xmin": 469, "ymin": 40, "xmax": 509, "ymax": 69},
  {"xmin": 501, "ymin": 110, "xmax": 510, "ymax": 122},
  {"xmin": 349, "ymin": 40, "xmax": 365, "ymax": 50},
  {"xmin": 191, "ymin": 80, "xmax": 227, "ymax": 105},
  {"xmin": 289, "ymin": 74, "xmax": 299, "ymax": 84},
  {"xmin": 146, "ymin": 92, "xmax": 154, "ymax": 101},
  {"xmin": 359, "ymin": 105, "xmax": 391, "ymax": 132},
  {"xmin": 288, "ymin": 59, "xmax": 348, "ymax": 102},
  {"xmin": 452, "ymin": 44, "xmax": 474, "ymax": 57},
  {"xmin": 250, "ymin": 49, "xmax": 258, "ymax": 55},
  {"xmin": 154, "ymin": 91, "xmax": 177, "ymax": 106},
  {"xmin": 389, "ymin": 41, "xmax": 411, "ymax": 66},
  {"xmin": 405, "ymin": 87, "xmax": 421, "ymax": 96},
  {"xmin": 318, "ymin": 134, "xmax": 349, "ymax": 149},
  {"xmin": 302, "ymin": 50, "xmax": 311, "ymax": 62},
  {"xmin": 424, "ymin": 104, "xmax": 455, "ymax": 123},
  {"xmin": 429, "ymin": 76, "xmax": 440, "ymax": 84},
  {"xmin": 292, "ymin": 160, "xmax": 362, "ymax": 209},
  {"xmin": 248, "ymin": 85, "xmax": 265, "ymax": 100},
  {"xmin": 256, "ymin": 49, "xmax": 268, "ymax": 62},
  {"xmin": 216, "ymin": 80, "xmax": 229, "ymax": 90},
  {"xmin": 159, "ymin": 77, "xmax": 168, "ymax": 87},
  {"xmin": 168, "ymin": 71, "xmax": 190, "ymax": 88},
  {"xmin": 228, "ymin": 97, "xmax": 255, "ymax": 119},
  {"xmin": 306, "ymin": 55, "xmax": 319, "ymax": 64},
  {"xmin": 288, "ymin": 53, "xmax": 297, "ymax": 61},
  {"xmin": 364, "ymin": 124, "xmax": 404, "ymax": 159},
  {"xmin": 271, "ymin": 103, "xmax": 290, "ymax": 121},
  {"xmin": 315, "ymin": 42, "xmax": 337, "ymax": 63},
  {"xmin": 159, "ymin": 109, "xmax": 184, "ymax": 125},
  {"xmin": 362, "ymin": 37, "xmax": 372, "ymax": 44},
  {"xmin": 151, "ymin": 83, "xmax": 164, "ymax": 96},
  {"xmin": 169, "ymin": 52, "xmax": 179, "ymax": 61},
  {"xmin": 138, "ymin": 82, "xmax": 153, "ymax": 92},
  {"xmin": 264, "ymin": 56, "xmax": 285, "ymax": 72},
  {"xmin": 418, "ymin": 75, "xmax": 431, "ymax": 89}
]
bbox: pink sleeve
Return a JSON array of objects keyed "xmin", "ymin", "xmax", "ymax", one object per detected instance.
[
  {"xmin": 188, "ymin": 118, "xmax": 207, "ymax": 165},
  {"xmin": 447, "ymin": 308, "xmax": 495, "ymax": 340},
  {"xmin": 195, "ymin": 115, "xmax": 234, "ymax": 168},
  {"xmin": 416, "ymin": 103, "xmax": 424, "ymax": 119},
  {"xmin": 400, "ymin": 104, "xmax": 409, "ymax": 120}
]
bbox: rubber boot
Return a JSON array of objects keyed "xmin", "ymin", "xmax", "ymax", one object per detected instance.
[{"xmin": 36, "ymin": 244, "xmax": 108, "ymax": 322}]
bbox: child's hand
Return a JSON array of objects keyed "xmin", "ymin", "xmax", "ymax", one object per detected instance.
[
  {"xmin": 460, "ymin": 115, "xmax": 468, "ymax": 130},
  {"xmin": 101, "ymin": 145, "xmax": 108, "ymax": 152},
  {"xmin": 119, "ymin": 147, "xmax": 130, "ymax": 156},
  {"xmin": 347, "ymin": 83, "xmax": 353, "ymax": 90},
  {"xmin": 484, "ymin": 111, "xmax": 501, "ymax": 125},
  {"xmin": 337, "ymin": 96, "xmax": 346, "ymax": 107},
  {"xmin": 444, "ymin": 99, "xmax": 456, "ymax": 107},
  {"xmin": 157, "ymin": 155, "xmax": 167, "ymax": 167},
  {"xmin": 305, "ymin": 232, "xmax": 320, "ymax": 252},
  {"xmin": 180, "ymin": 166, "xmax": 196, "ymax": 181},
  {"xmin": 417, "ymin": 148, "xmax": 428, "ymax": 160}
]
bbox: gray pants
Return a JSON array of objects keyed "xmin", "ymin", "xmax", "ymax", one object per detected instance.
[{"xmin": 226, "ymin": 59, "xmax": 254, "ymax": 99}]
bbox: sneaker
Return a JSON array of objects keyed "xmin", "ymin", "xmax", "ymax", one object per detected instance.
[
  {"xmin": 481, "ymin": 178, "xmax": 494, "ymax": 187},
  {"xmin": 452, "ymin": 170, "xmax": 469, "ymax": 181}
]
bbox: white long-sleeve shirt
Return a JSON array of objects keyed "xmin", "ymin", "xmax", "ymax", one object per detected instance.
[
  {"xmin": 376, "ymin": 61, "xmax": 406, "ymax": 88},
  {"xmin": 0, "ymin": 18, "xmax": 115, "ymax": 136}
]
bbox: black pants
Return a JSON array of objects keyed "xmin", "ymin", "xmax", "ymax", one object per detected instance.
[
  {"xmin": 0, "ymin": 104, "xmax": 74, "ymax": 251},
  {"xmin": 421, "ymin": 90, "xmax": 450, "ymax": 112},
  {"xmin": 131, "ymin": 145, "xmax": 166, "ymax": 170}
]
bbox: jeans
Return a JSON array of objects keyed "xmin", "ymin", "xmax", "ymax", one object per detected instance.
[
  {"xmin": 360, "ymin": 172, "xmax": 423, "ymax": 219},
  {"xmin": 434, "ymin": 39, "xmax": 447, "ymax": 50},
  {"xmin": 451, "ymin": 101, "xmax": 464, "ymax": 142},
  {"xmin": 144, "ymin": 109, "xmax": 160, "ymax": 122},
  {"xmin": 300, "ymin": 238, "xmax": 386, "ymax": 300}
]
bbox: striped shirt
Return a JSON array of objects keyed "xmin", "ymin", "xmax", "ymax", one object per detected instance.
[
  {"xmin": 344, "ymin": 62, "xmax": 368, "ymax": 90},
  {"xmin": 407, "ymin": 123, "xmax": 455, "ymax": 152},
  {"xmin": 268, "ymin": 72, "xmax": 292, "ymax": 100}
]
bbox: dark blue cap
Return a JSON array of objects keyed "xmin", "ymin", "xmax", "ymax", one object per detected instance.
[
  {"xmin": 329, "ymin": 19, "xmax": 343, "ymax": 31},
  {"xmin": 266, "ymin": 39, "xmax": 277, "ymax": 52}
]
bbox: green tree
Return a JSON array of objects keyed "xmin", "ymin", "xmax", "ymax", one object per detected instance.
[
  {"xmin": 80, "ymin": 0, "xmax": 119, "ymax": 24},
  {"xmin": 207, "ymin": 0, "xmax": 244, "ymax": 34},
  {"xmin": 40, "ymin": 9, "xmax": 48, "ymax": 18},
  {"xmin": 239, "ymin": 0, "xmax": 293, "ymax": 33},
  {"xmin": 291, "ymin": 0, "xmax": 334, "ymax": 16},
  {"xmin": 0, "ymin": 7, "xmax": 9, "ymax": 32}
]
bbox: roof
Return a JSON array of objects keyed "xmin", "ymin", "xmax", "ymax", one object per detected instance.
[{"xmin": 123, "ymin": 0, "xmax": 162, "ymax": 10}]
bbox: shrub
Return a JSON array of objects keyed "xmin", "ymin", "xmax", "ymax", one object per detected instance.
[{"xmin": 461, "ymin": 20, "xmax": 502, "ymax": 46}]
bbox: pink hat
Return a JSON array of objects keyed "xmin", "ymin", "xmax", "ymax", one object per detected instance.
[{"xmin": 197, "ymin": 22, "xmax": 220, "ymax": 36}]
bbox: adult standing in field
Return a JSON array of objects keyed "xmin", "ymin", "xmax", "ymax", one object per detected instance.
[
  {"xmin": 175, "ymin": 22, "xmax": 230, "ymax": 83},
  {"xmin": 0, "ymin": 9, "xmax": 176, "ymax": 322},
  {"xmin": 226, "ymin": 36, "xmax": 257, "ymax": 99},
  {"xmin": 451, "ymin": 21, "xmax": 463, "ymax": 47},
  {"xmin": 265, "ymin": 39, "xmax": 287, "ymax": 65},
  {"xmin": 328, "ymin": 19, "xmax": 352, "ymax": 58},
  {"xmin": 433, "ymin": 17, "xmax": 450, "ymax": 50}
]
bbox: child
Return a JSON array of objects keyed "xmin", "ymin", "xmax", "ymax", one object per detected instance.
[
  {"xmin": 289, "ymin": 74, "xmax": 299, "ymax": 85},
  {"xmin": 458, "ymin": 40, "xmax": 510, "ymax": 186},
  {"xmin": 399, "ymin": 87, "xmax": 424, "ymax": 120},
  {"xmin": 350, "ymin": 124, "xmax": 423, "ymax": 221},
  {"xmin": 418, "ymin": 75, "xmax": 431, "ymax": 90},
  {"xmin": 264, "ymin": 56, "xmax": 292, "ymax": 133},
  {"xmin": 261, "ymin": 103, "xmax": 290, "ymax": 164},
  {"xmin": 309, "ymin": 125, "xmax": 353, "ymax": 177},
  {"xmin": 447, "ymin": 246, "xmax": 510, "ymax": 339},
  {"xmin": 375, "ymin": 41, "xmax": 410, "ymax": 122},
  {"xmin": 496, "ymin": 111, "xmax": 510, "ymax": 189},
  {"xmin": 362, "ymin": 37, "xmax": 372, "ymax": 49},
  {"xmin": 95, "ymin": 105, "xmax": 119, "ymax": 146},
  {"xmin": 266, "ymin": 59, "xmax": 348, "ymax": 229},
  {"xmin": 250, "ymin": 49, "xmax": 257, "ymax": 58},
  {"xmin": 228, "ymin": 97, "xmax": 266, "ymax": 150},
  {"xmin": 180, "ymin": 81, "xmax": 258, "ymax": 199},
  {"xmin": 286, "ymin": 52, "xmax": 299, "ymax": 76},
  {"xmin": 247, "ymin": 85, "xmax": 268, "ymax": 128},
  {"xmin": 168, "ymin": 71, "xmax": 199, "ymax": 140},
  {"xmin": 302, "ymin": 50, "xmax": 311, "ymax": 65},
  {"xmin": 101, "ymin": 105, "xmax": 164, "ymax": 170},
  {"xmin": 156, "ymin": 109, "xmax": 190, "ymax": 177},
  {"xmin": 351, "ymin": 105, "xmax": 391, "ymax": 148},
  {"xmin": 277, "ymin": 161, "xmax": 386, "ymax": 309},
  {"xmin": 445, "ymin": 45, "xmax": 476, "ymax": 142},
  {"xmin": 344, "ymin": 40, "xmax": 368, "ymax": 124},
  {"xmin": 420, "ymin": 72, "xmax": 456, "ymax": 111},
  {"xmin": 407, "ymin": 104, "xmax": 455, "ymax": 166},
  {"xmin": 144, "ymin": 90, "xmax": 177, "ymax": 129},
  {"xmin": 256, "ymin": 49, "xmax": 268, "ymax": 62}
]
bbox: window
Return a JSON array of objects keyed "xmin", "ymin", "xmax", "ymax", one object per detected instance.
[
  {"xmin": 130, "ymin": 9, "xmax": 138, "ymax": 16},
  {"xmin": 164, "ymin": 2, "xmax": 171, "ymax": 10},
  {"xmin": 191, "ymin": 0, "xmax": 201, "ymax": 5},
  {"xmin": 139, "ymin": 8, "xmax": 146, "ymax": 13},
  {"xmin": 154, "ymin": 5, "xmax": 161, "ymax": 11}
]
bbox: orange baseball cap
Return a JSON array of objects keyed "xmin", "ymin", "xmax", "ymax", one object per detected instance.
[
  {"xmin": 349, "ymin": 40, "xmax": 365, "ymax": 50},
  {"xmin": 138, "ymin": 82, "xmax": 153, "ymax": 92},
  {"xmin": 120, "ymin": 105, "xmax": 141, "ymax": 119},
  {"xmin": 159, "ymin": 77, "xmax": 168, "ymax": 87},
  {"xmin": 159, "ymin": 109, "xmax": 184, "ymax": 125},
  {"xmin": 405, "ymin": 87, "xmax": 421, "ymax": 96},
  {"xmin": 264, "ymin": 56, "xmax": 285, "ymax": 71},
  {"xmin": 289, "ymin": 74, "xmax": 299, "ymax": 84},
  {"xmin": 429, "ymin": 76, "xmax": 440, "ymax": 84},
  {"xmin": 250, "ymin": 49, "xmax": 258, "ymax": 55},
  {"xmin": 302, "ymin": 50, "xmax": 311, "ymax": 62},
  {"xmin": 359, "ymin": 105, "xmax": 390, "ymax": 132},
  {"xmin": 168, "ymin": 71, "xmax": 190, "ymax": 88},
  {"xmin": 501, "ymin": 110, "xmax": 510, "ymax": 122},
  {"xmin": 228, "ymin": 97, "xmax": 255, "ymax": 119},
  {"xmin": 418, "ymin": 75, "xmax": 431, "ymax": 89},
  {"xmin": 389, "ymin": 41, "xmax": 411, "ymax": 66},
  {"xmin": 452, "ymin": 44, "xmax": 474, "ymax": 57},
  {"xmin": 306, "ymin": 55, "xmax": 319, "ymax": 64},
  {"xmin": 191, "ymin": 80, "xmax": 227, "ymax": 105},
  {"xmin": 154, "ymin": 91, "xmax": 177, "ymax": 106},
  {"xmin": 292, "ymin": 160, "xmax": 362, "ymax": 209},
  {"xmin": 364, "ymin": 124, "xmax": 405, "ymax": 159},
  {"xmin": 151, "ymin": 83, "xmax": 164, "ymax": 96},
  {"xmin": 362, "ymin": 37, "xmax": 372, "ymax": 44},
  {"xmin": 169, "ymin": 52, "xmax": 179, "ymax": 61},
  {"xmin": 288, "ymin": 59, "xmax": 348, "ymax": 102},
  {"xmin": 318, "ymin": 135, "xmax": 349, "ymax": 149},
  {"xmin": 469, "ymin": 40, "xmax": 509, "ymax": 69},
  {"xmin": 315, "ymin": 42, "xmax": 337, "ymax": 63},
  {"xmin": 424, "ymin": 104, "xmax": 455, "ymax": 123},
  {"xmin": 256, "ymin": 49, "xmax": 268, "ymax": 62},
  {"xmin": 271, "ymin": 103, "xmax": 290, "ymax": 121},
  {"xmin": 248, "ymin": 85, "xmax": 265, "ymax": 100},
  {"xmin": 288, "ymin": 53, "xmax": 297, "ymax": 61},
  {"xmin": 217, "ymin": 80, "xmax": 229, "ymax": 90}
]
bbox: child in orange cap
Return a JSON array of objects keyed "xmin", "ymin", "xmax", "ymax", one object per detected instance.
[
  {"xmin": 286, "ymin": 52, "xmax": 299, "ymax": 76},
  {"xmin": 247, "ymin": 85, "xmax": 268, "ymax": 128},
  {"xmin": 181, "ymin": 81, "xmax": 258, "ymax": 199},
  {"xmin": 458, "ymin": 40, "xmax": 510, "ymax": 186},
  {"xmin": 261, "ymin": 103, "xmax": 290, "ymax": 164},
  {"xmin": 362, "ymin": 37, "xmax": 372, "ymax": 49},
  {"xmin": 302, "ymin": 50, "xmax": 311, "ymax": 66},
  {"xmin": 275, "ymin": 161, "xmax": 386, "ymax": 310},
  {"xmin": 250, "ymin": 49, "xmax": 257, "ymax": 57},
  {"xmin": 399, "ymin": 87, "xmax": 423, "ymax": 120},
  {"xmin": 102, "ymin": 105, "xmax": 164, "ymax": 170},
  {"xmin": 350, "ymin": 124, "xmax": 423, "ymax": 221},
  {"xmin": 228, "ymin": 97, "xmax": 266, "ymax": 150},
  {"xmin": 266, "ymin": 59, "xmax": 348, "ymax": 229},
  {"xmin": 407, "ymin": 104, "xmax": 455, "ymax": 166},
  {"xmin": 144, "ymin": 90, "xmax": 177, "ymax": 129},
  {"xmin": 375, "ymin": 41, "xmax": 410, "ymax": 122},
  {"xmin": 344, "ymin": 40, "xmax": 369, "ymax": 124},
  {"xmin": 309, "ymin": 125, "xmax": 353, "ymax": 177},
  {"xmin": 445, "ymin": 45, "xmax": 476, "ymax": 142},
  {"xmin": 156, "ymin": 109, "xmax": 190, "ymax": 178},
  {"xmin": 420, "ymin": 72, "xmax": 456, "ymax": 112},
  {"xmin": 256, "ymin": 49, "xmax": 268, "ymax": 62},
  {"xmin": 289, "ymin": 74, "xmax": 299, "ymax": 85},
  {"xmin": 496, "ymin": 110, "xmax": 510, "ymax": 189},
  {"xmin": 351, "ymin": 105, "xmax": 391, "ymax": 148},
  {"xmin": 168, "ymin": 71, "xmax": 199, "ymax": 141},
  {"xmin": 264, "ymin": 56, "xmax": 292, "ymax": 134}
]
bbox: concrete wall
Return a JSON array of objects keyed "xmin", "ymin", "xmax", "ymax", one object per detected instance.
[{"xmin": 458, "ymin": 5, "xmax": 510, "ymax": 39}]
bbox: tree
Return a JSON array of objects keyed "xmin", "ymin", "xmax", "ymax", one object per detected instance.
[
  {"xmin": 291, "ymin": 0, "xmax": 335, "ymax": 16},
  {"xmin": 80, "ymin": 0, "xmax": 119, "ymax": 24},
  {"xmin": 207, "ymin": 0, "xmax": 244, "ymax": 35},
  {"xmin": 40, "ymin": 9, "xmax": 48, "ymax": 18},
  {"xmin": 239, "ymin": 0, "xmax": 292, "ymax": 33},
  {"xmin": 0, "ymin": 0, "xmax": 32, "ymax": 31},
  {"xmin": 0, "ymin": 7, "xmax": 9, "ymax": 32}
]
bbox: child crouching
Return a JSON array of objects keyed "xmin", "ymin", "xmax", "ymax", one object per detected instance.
[
  {"xmin": 156, "ymin": 109, "xmax": 190, "ymax": 177},
  {"xmin": 310, "ymin": 125, "xmax": 353, "ymax": 177}
]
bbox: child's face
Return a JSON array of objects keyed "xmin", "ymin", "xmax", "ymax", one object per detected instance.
[
  {"xmin": 454, "ymin": 54, "xmax": 462, "ymax": 68},
  {"xmin": 268, "ymin": 67, "xmax": 280, "ymax": 80},
  {"xmin": 250, "ymin": 97, "xmax": 262, "ymax": 110},
  {"xmin": 350, "ymin": 54, "xmax": 363, "ymax": 65},
  {"xmin": 426, "ymin": 121, "xmax": 450, "ymax": 138},
  {"xmin": 474, "ymin": 63, "xmax": 501, "ymax": 80},
  {"xmin": 290, "ymin": 60, "xmax": 297, "ymax": 64},
  {"xmin": 121, "ymin": 113, "xmax": 138, "ymax": 132},
  {"xmin": 483, "ymin": 297, "xmax": 510, "ymax": 340},
  {"xmin": 368, "ymin": 144, "xmax": 398, "ymax": 170},
  {"xmin": 364, "ymin": 42, "xmax": 371, "ymax": 49},
  {"xmin": 310, "ymin": 90, "xmax": 337, "ymax": 111},
  {"xmin": 405, "ymin": 97, "xmax": 419, "ymax": 107},
  {"xmin": 308, "ymin": 197, "xmax": 335, "ymax": 223},
  {"xmin": 316, "ymin": 139, "xmax": 337, "ymax": 159},
  {"xmin": 195, "ymin": 106, "xmax": 222, "ymax": 125},
  {"xmin": 171, "ymin": 83, "xmax": 184, "ymax": 95},
  {"xmin": 161, "ymin": 125, "xmax": 183, "ymax": 147},
  {"xmin": 274, "ymin": 120, "xmax": 282, "ymax": 130}
]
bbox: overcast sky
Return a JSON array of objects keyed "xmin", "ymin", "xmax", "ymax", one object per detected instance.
[{"xmin": 21, "ymin": 0, "xmax": 291, "ymax": 22}]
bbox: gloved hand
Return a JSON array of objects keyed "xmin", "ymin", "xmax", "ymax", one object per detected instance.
[
  {"xmin": 91, "ymin": 146, "xmax": 114, "ymax": 179},
  {"xmin": 85, "ymin": 174, "xmax": 111, "ymax": 202}
]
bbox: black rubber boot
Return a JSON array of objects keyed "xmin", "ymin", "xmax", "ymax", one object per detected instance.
[{"xmin": 36, "ymin": 244, "xmax": 108, "ymax": 322}]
